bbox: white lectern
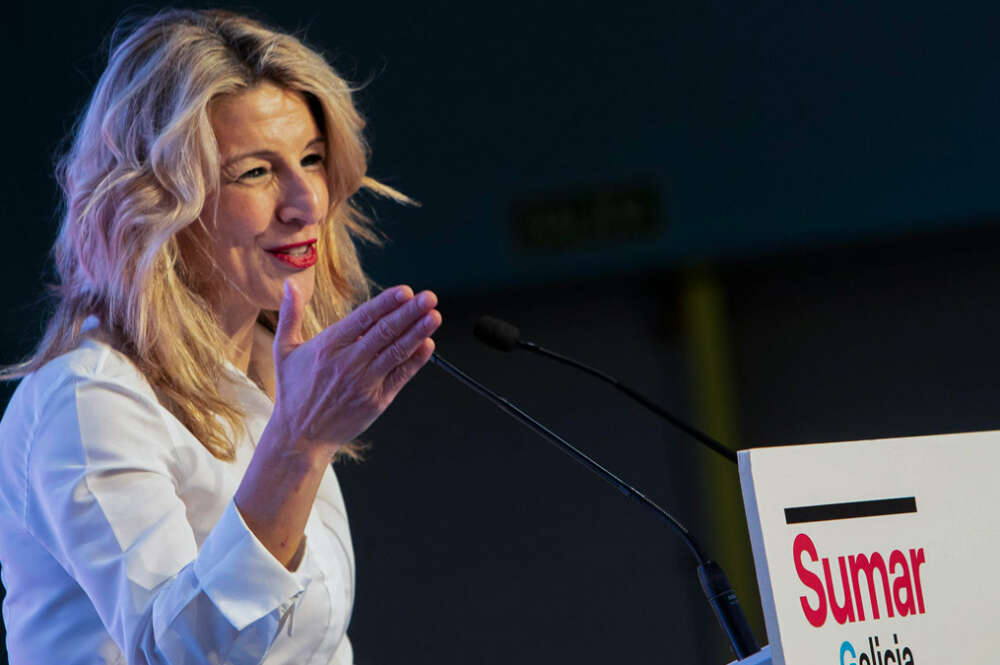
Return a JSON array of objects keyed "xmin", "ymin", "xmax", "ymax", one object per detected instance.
[
  {"xmin": 738, "ymin": 430, "xmax": 1000, "ymax": 664},
  {"xmin": 728, "ymin": 645, "xmax": 771, "ymax": 664}
]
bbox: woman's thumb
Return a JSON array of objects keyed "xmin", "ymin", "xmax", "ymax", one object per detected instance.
[{"xmin": 274, "ymin": 280, "xmax": 304, "ymax": 358}]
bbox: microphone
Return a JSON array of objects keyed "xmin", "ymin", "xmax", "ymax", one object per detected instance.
[
  {"xmin": 473, "ymin": 315, "xmax": 737, "ymax": 464},
  {"xmin": 473, "ymin": 316, "xmax": 520, "ymax": 351},
  {"xmin": 429, "ymin": 351, "xmax": 761, "ymax": 659}
]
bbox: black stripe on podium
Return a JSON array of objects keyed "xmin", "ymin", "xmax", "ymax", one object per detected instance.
[{"xmin": 784, "ymin": 497, "xmax": 917, "ymax": 524}]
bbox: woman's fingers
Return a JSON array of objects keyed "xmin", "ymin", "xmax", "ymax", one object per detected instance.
[
  {"xmin": 382, "ymin": 338, "xmax": 436, "ymax": 399},
  {"xmin": 274, "ymin": 280, "xmax": 305, "ymax": 359},
  {"xmin": 326, "ymin": 285, "xmax": 415, "ymax": 348},
  {"xmin": 271, "ymin": 284, "xmax": 440, "ymax": 447},
  {"xmin": 368, "ymin": 308, "xmax": 442, "ymax": 377},
  {"xmin": 356, "ymin": 290, "xmax": 438, "ymax": 358}
]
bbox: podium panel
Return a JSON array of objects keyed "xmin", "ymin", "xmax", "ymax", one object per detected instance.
[{"xmin": 739, "ymin": 430, "xmax": 1000, "ymax": 664}]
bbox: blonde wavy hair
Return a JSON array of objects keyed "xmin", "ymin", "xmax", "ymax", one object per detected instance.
[{"xmin": 2, "ymin": 9, "xmax": 405, "ymax": 461}]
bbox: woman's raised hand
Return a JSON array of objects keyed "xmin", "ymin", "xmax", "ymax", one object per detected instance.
[
  {"xmin": 236, "ymin": 282, "xmax": 439, "ymax": 567},
  {"xmin": 270, "ymin": 281, "xmax": 441, "ymax": 455}
]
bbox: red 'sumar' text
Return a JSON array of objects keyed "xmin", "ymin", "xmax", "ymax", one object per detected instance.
[{"xmin": 793, "ymin": 533, "xmax": 926, "ymax": 628}]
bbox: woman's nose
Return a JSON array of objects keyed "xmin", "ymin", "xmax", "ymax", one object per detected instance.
[{"xmin": 277, "ymin": 168, "xmax": 327, "ymax": 226}]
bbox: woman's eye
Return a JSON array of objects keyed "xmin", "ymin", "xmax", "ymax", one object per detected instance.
[
  {"xmin": 239, "ymin": 166, "xmax": 268, "ymax": 180},
  {"xmin": 302, "ymin": 153, "xmax": 324, "ymax": 167}
]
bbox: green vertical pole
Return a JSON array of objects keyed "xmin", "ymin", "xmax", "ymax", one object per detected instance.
[{"xmin": 679, "ymin": 265, "xmax": 764, "ymax": 661}]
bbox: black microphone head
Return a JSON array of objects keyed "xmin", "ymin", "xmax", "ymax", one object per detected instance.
[{"xmin": 473, "ymin": 315, "xmax": 521, "ymax": 351}]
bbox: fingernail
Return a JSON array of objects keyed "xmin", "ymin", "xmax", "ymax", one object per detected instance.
[{"xmin": 395, "ymin": 287, "xmax": 410, "ymax": 303}]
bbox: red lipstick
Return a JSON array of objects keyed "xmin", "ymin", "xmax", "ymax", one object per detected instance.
[{"xmin": 265, "ymin": 239, "xmax": 318, "ymax": 269}]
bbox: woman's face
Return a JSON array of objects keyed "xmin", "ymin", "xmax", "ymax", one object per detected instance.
[{"xmin": 189, "ymin": 81, "xmax": 330, "ymax": 331}]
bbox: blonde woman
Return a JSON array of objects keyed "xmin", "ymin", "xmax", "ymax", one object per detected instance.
[{"xmin": 0, "ymin": 9, "xmax": 440, "ymax": 665}]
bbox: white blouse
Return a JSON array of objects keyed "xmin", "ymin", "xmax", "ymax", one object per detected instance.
[{"xmin": 0, "ymin": 335, "xmax": 356, "ymax": 665}]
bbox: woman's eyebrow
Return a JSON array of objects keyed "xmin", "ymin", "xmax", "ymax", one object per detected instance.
[{"xmin": 223, "ymin": 137, "xmax": 325, "ymax": 167}]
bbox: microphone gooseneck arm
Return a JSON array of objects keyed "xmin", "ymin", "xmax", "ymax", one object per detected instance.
[
  {"xmin": 430, "ymin": 353, "xmax": 706, "ymax": 561},
  {"xmin": 429, "ymin": 351, "xmax": 760, "ymax": 659},
  {"xmin": 521, "ymin": 340, "xmax": 737, "ymax": 464},
  {"xmin": 473, "ymin": 315, "xmax": 737, "ymax": 464}
]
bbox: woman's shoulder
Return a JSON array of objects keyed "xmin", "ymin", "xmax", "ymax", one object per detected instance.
[
  {"xmin": 24, "ymin": 335, "xmax": 157, "ymax": 405},
  {"xmin": 3, "ymin": 333, "xmax": 163, "ymax": 450},
  {"xmin": 0, "ymin": 334, "xmax": 181, "ymax": 517}
]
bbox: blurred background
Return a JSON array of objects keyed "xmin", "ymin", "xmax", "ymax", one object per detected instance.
[{"xmin": 4, "ymin": 1, "xmax": 1000, "ymax": 663}]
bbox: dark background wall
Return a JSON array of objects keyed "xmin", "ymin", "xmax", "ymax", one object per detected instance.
[{"xmin": 4, "ymin": 1, "xmax": 1000, "ymax": 664}]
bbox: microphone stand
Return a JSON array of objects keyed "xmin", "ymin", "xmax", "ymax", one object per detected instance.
[
  {"xmin": 430, "ymin": 352, "xmax": 763, "ymax": 661},
  {"xmin": 472, "ymin": 315, "xmax": 737, "ymax": 464},
  {"xmin": 518, "ymin": 340, "xmax": 737, "ymax": 464}
]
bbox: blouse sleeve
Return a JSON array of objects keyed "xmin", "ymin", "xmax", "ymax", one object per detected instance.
[{"xmin": 23, "ymin": 370, "xmax": 312, "ymax": 665}]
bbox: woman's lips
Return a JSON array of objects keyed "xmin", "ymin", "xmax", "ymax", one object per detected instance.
[{"xmin": 266, "ymin": 243, "xmax": 318, "ymax": 269}]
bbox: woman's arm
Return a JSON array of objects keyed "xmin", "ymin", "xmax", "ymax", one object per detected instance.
[
  {"xmin": 235, "ymin": 282, "xmax": 440, "ymax": 568},
  {"xmin": 25, "ymin": 370, "xmax": 312, "ymax": 665},
  {"xmin": 20, "ymin": 282, "xmax": 439, "ymax": 664}
]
